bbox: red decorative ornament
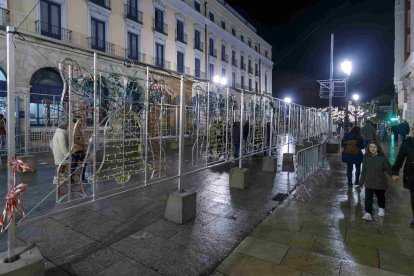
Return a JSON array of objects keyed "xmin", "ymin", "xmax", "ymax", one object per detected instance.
[{"xmin": 0, "ymin": 159, "xmax": 32, "ymax": 234}]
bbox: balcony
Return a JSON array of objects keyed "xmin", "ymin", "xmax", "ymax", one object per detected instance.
[
  {"xmin": 194, "ymin": 40, "xmax": 203, "ymax": 51},
  {"xmin": 255, "ymin": 70, "xmax": 260, "ymax": 77},
  {"xmin": 89, "ymin": 0, "xmax": 111, "ymax": 10},
  {"xmin": 240, "ymin": 63, "xmax": 246, "ymax": 71},
  {"xmin": 153, "ymin": 57, "xmax": 171, "ymax": 69},
  {"xmin": 209, "ymin": 48, "xmax": 217, "ymax": 58},
  {"xmin": 35, "ymin": 20, "xmax": 71, "ymax": 43},
  {"xmin": 221, "ymin": 54, "xmax": 228, "ymax": 63},
  {"xmin": 124, "ymin": 4, "xmax": 143, "ymax": 24},
  {"xmin": 175, "ymin": 31, "xmax": 188, "ymax": 44},
  {"xmin": 87, "ymin": 37, "xmax": 124, "ymax": 57},
  {"xmin": 125, "ymin": 49, "xmax": 145, "ymax": 63},
  {"xmin": 232, "ymin": 58, "xmax": 238, "ymax": 67},
  {"xmin": 153, "ymin": 19, "xmax": 168, "ymax": 35},
  {"xmin": 194, "ymin": 70, "xmax": 206, "ymax": 79},
  {"xmin": 248, "ymin": 67, "xmax": 253, "ymax": 74},
  {"xmin": 175, "ymin": 64, "xmax": 190, "ymax": 74}
]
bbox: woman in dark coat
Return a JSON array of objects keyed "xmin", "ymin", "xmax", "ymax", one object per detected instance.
[
  {"xmin": 341, "ymin": 126, "xmax": 365, "ymax": 186},
  {"xmin": 392, "ymin": 123, "xmax": 414, "ymax": 227}
]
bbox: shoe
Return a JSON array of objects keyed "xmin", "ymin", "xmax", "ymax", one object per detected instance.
[
  {"xmin": 362, "ymin": 213, "xmax": 372, "ymax": 221},
  {"xmin": 378, "ymin": 208, "xmax": 385, "ymax": 217}
]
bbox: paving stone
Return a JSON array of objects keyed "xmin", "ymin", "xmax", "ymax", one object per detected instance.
[
  {"xmin": 233, "ymin": 236, "xmax": 289, "ymax": 264},
  {"xmin": 379, "ymin": 249, "xmax": 414, "ymax": 275},
  {"xmin": 340, "ymin": 260, "xmax": 406, "ymax": 276}
]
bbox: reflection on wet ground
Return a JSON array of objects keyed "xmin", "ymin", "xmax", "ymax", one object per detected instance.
[{"xmin": 215, "ymin": 139, "xmax": 414, "ymax": 276}]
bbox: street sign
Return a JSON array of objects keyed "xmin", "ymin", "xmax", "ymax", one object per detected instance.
[{"xmin": 317, "ymin": 79, "xmax": 347, "ymax": 98}]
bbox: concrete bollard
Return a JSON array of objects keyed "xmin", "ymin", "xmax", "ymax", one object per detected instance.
[
  {"xmin": 229, "ymin": 167, "xmax": 250, "ymax": 190},
  {"xmin": 262, "ymin": 156, "xmax": 276, "ymax": 172},
  {"xmin": 164, "ymin": 190, "xmax": 197, "ymax": 224},
  {"xmin": 0, "ymin": 246, "xmax": 44, "ymax": 276}
]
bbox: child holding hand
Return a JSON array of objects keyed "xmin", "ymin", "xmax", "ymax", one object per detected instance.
[{"xmin": 359, "ymin": 141, "xmax": 392, "ymax": 221}]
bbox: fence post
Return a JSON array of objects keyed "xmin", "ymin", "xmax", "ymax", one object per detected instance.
[{"xmin": 144, "ymin": 67, "xmax": 149, "ymax": 184}]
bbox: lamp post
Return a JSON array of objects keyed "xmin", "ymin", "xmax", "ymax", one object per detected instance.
[
  {"xmin": 340, "ymin": 60, "xmax": 352, "ymax": 132},
  {"xmin": 352, "ymin": 93, "xmax": 359, "ymax": 125}
]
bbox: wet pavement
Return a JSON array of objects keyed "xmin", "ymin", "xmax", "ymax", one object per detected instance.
[
  {"xmin": 214, "ymin": 139, "xmax": 414, "ymax": 276},
  {"xmin": 0, "ymin": 141, "xmax": 298, "ymax": 275}
]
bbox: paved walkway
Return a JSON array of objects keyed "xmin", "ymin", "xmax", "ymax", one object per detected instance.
[{"xmin": 213, "ymin": 140, "xmax": 414, "ymax": 276}]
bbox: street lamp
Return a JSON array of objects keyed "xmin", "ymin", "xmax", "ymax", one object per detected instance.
[
  {"xmin": 213, "ymin": 74, "xmax": 227, "ymax": 86},
  {"xmin": 352, "ymin": 93, "xmax": 359, "ymax": 125},
  {"xmin": 284, "ymin": 97, "xmax": 292, "ymax": 103},
  {"xmin": 340, "ymin": 59, "xmax": 352, "ymax": 131}
]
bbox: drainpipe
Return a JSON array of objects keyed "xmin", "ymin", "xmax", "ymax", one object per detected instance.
[{"xmin": 204, "ymin": 1, "xmax": 209, "ymax": 80}]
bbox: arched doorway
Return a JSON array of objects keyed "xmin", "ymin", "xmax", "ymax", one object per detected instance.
[{"xmin": 30, "ymin": 67, "xmax": 63, "ymax": 126}]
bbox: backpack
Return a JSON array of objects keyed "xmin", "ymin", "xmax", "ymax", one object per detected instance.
[{"xmin": 343, "ymin": 140, "xmax": 359, "ymax": 155}]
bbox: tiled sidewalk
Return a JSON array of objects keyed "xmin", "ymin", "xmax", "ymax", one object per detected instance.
[{"xmin": 214, "ymin": 143, "xmax": 414, "ymax": 276}]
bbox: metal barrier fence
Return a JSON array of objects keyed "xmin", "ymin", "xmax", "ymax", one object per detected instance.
[{"xmin": 1, "ymin": 54, "xmax": 331, "ymax": 228}]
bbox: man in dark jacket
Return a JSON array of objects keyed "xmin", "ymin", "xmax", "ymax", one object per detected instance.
[
  {"xmin": 232, "ymin": 121, "xmax": 240, "ymax": 157},
  {"xmin": 392, "ymin": 123, "xmax": 414, "ymax": 227},
  {"xmin": 341, "ymin": 126, "xmax": 365, "ymax": 186},
  {"xmin": 400, "ymin": 120, "xmax": 410, "ymax": 141}
]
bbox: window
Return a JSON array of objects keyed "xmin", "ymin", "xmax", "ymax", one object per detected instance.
[
  {"xmin": 195, "ymin": 58, "xmax": 201, "ymax": 77},
  {"xmin": 221, "ymin": 21, "xmax": 226, "ymax": 30},
  {"xmin": 248, "ymin": 78, "xmax": 252, "ymax": 91},
  {"xmin": 194, "ymin": 1, "xmax": 201, "ymax": 12},
  {"xmin": 177, "ymin": 51, "xmax": 184, "ymax": 73},
  {"xmin": 39, "ymin": 0, "xmax": 62, "ymax": 40},
  {"xmin": 155, "ymin": 43, "xmax": 164, "ymax": 67},
  {"xmin": 231, "ymin": 28, "xmax": 236, "ymax": 36},
  {"xmin": 209, "ymin": 63, "xmax": 214, "ymax": 79},
  {"xmin": 240, "ymin": 35, "xmax": 244, "ymax": 42},
  {"xmin": 265, "ymin": 50, "xmax": 268, "ymax": 58},
  {"xmin": 222, "ymin": 68, "xmax": 226, "ymax": 77},
  {"xmin": 176, "ymin": 20, "xmax": 184, "ymax": 42},
  {"xmin": 155, "ymin": 8, "xmax": 164, "ymax": 33},
  {"xmin": 232, "ymin": 72, "xmax": 236, "ymax": 88},
  {"xmin": 248, "ymin": 59, "xmax": 252, "ymax": 73},
  {"xmin": 241, "ymin": 75, "xmax": 244, "ymax": 89},
  {"xmin": 194, "ymin": 30, "xmax": 201, "ymax": 50},
  {"xmin": 255, "ymin": 63, "xmax": 259, "ymax": 76},
  {"xmin": 240, "ymin": 55, "xmax": 245, "ymax": 70},
  {"xmin": 91, "ymin": 17, "xmax": 105, "ymax": 51},
  {"xmin": 209, "ymin": 37, "xmax": 215, "ymax": 56},
  {"xmin": 221, "ymin": 44, "xmax": 226, "ymax": 62},
  {"xmin": 248, "ymin": 40, "xmax": 251, "ymax": 47},
  {"xmin": 265, "ymin": 73, "xmax": 267, "ymax": 92},
  {"xmin": 232, "ymin": 50, "xmax": 236, "ymax": 65},
  {"xmin": 127, "ymin": 32, "xmax": 139, "ymax": 61},
  {"xmin": 209, "ymin": 12, "xmax": 215, "ymax": 22},
  {"xmin": 255, "ymin": 81, "xmax": 258, "ymax": 92},
  {"xmin": 126, "ymin": 0, "xmax": 142, "ymax": 23},
  {"xmin": 255, "ymin": 45, "xmax": 258, "ymax": 52}
]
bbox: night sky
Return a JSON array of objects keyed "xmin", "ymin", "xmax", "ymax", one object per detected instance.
[{"xmin": 225, "ymin": 0, "xmax": 394, "ymax": 107}]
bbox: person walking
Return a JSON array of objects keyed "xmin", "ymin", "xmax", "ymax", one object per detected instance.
[
  {"xmin": 341, "ymin": 126, "xmax": 365, "ymax": 186},
  {"xmin": 359, "ymin": 141, "xmax": 392, "ymax": 221},
  {"xmin": 361, "ymin": 120, "xmax": 377, "ymax": 147},
  {"xmin": 377, "ymin": 121, "xmax": 387, "ymax": 142},
  {"xmin": 392, "ymin": 122, "xmax": 414, "ymax": 227},
  {"xmin": 400, "ymin": 120, "xmax": 410, "ymax": 141},
  {"xmin": 391, "ymin": 124, "xmax": 400, "ymax": 143}
]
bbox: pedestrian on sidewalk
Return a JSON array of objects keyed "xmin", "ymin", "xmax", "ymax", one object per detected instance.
[
  {"xmin": 341, "ymin": 126, "xmax": 365, "ymax": 186},
  {"xmin": 392, "ymin": 123, "xmax": 414, "ymax": 227},
  {"xmin": 361, "ymin": 120, "xmax": 377, "ymax": 147},
  {"xmin": 359, "ymin": 141, "xmax": 392, "ymax": 221}
]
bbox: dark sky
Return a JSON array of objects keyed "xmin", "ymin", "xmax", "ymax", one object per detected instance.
[{"xmin": 224, "ymin": 0, "xmax": 395, "ymax": 107}]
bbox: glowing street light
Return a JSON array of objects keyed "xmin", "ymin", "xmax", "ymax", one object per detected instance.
[
  {"xmin": 340, "ymin": 60, "xmax": 352, "ymax": 76},
  {"xmin": 352, "ymin": 93, "xmax": 360, "ymax": 125},
  {"xmin": 284, "ymin": 97, "xmax": 292, "ymax": 103},
  {"xmin": 352, "ymin": 93, "xmax": 359, "ymax": 101},
  {"xmin": 213, "ymin": 75, "xmax": 227, "ymax": 86}
]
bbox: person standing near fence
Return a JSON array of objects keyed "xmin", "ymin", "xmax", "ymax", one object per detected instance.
[
  {"xmin": 341, "ymin": 126, "xmax": 365, "ymax": 186},
  {"xmin": 359, "ymin": 141, "xmax": 392, "ymax": 221},
  {"xmin": 392, "ymin": 123, "xmax": 414, "ymax": 227},
  {"xmin": 0, "ymin": 114, "xmax": 5, "ymax": 148}
]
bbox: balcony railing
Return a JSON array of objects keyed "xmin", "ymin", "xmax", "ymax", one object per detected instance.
[
  {"xmin": 124, "ymin": 4, "xmax": 143, "ymax": 24},
  {"xmin": 35, "ymin": 20, "xmax": 71, "ymax": 42},
  {"xmin": 89, "ymin": 0, "xmax": 111, "ymax": 9},
  {"xmin": 194, "ymin": 70, "xmax": 206, "ymax": 79},
  {"xmin": 87, "ymin": 37, "xmax": 124, "ymax": 57},
  {"xmin": 232, "ymin": 58, "xmax": 238, "ymax": 67},
  {"xmin": 153, "ymin": 57, "xmax": 171, "ymax": 69},
  {"xmin": 194, "ymin": 40, "xmax": 203, "ymax": 51},
  {"xmin": 240, "ymin": 63, "xmax": 246, "ymax": 71},
  {"xmin": 175, "ymin": 64, "xmax": 190, "ymax": 74},
  {"xmin": 255, "ymin": 70, "xmax": 260, "ymax": 77},
  {"xmin": 153, "ymin": 19, "xmax": 168, "ymax": 35},
  {"xmin": 209, "ymin": 48, "xmax": 217, "ymax": 58},
  {"xmin": 248, "ymin": 67, "xmax": 253, "ymax": 74},
  {"xmin": 221, "ymin": 54, "xmax": 228, "ymax": 63},
  {"xmin": 125, "ymin": 49, "xmax": 145, "ymax": 63},
  {"xmin": 175, "ymin": 31, "xmax": 188, "ymax": 44}
]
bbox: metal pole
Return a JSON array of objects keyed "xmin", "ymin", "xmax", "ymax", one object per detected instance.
[
  {"xmin": 268, "ymin": 107, "xmax": 273, "ymax": 157},
  {"xmin": 328, "ymin": 33, "xmax": 334, "ymax": 139},
  {"xmin": 287, "ymin": 102, "xmax": 291, "ymax": 153},
  {"xmin": 92, "ymin": 53, "xmax": 97, "ymax": 200},
  {"xmin": 206, "ymin": 82, "xmax": 210, "ymax": 165},
  {"xmin": 68, "ymin": 65, "xmax": 72, "ymax": 202},
  {"xmin": 238, "ymin": 90, "xmax": 244, "ymax": 169},
  {"xmin": 6, "ymin": 25, "xmax": 16, "ymax": 260},
  {"xmin": 344, "ymin": 78, "xmax": 349, "ymax": 132},
  {"xmin": 175, "ymin": 105, "xmax": 178, "ymax": 141},
  {"xmin": 225, "ymin": 87, "xmax": 229, "ymax": 160},
  {"xmin": 177, "ymin": 75, "xmax": 185, "ymax": 192},
  {"xmin": 144, "ymin": 67, "xmax": 149, "ymax": 184},
  {"xmin": 25, "ymin": 93, "xmax": 29, "ymax": 156}
]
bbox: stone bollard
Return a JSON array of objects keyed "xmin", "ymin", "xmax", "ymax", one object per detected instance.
[
  {"xmin": 164, "ymin": 190, "xmax": 197, "ymax": 224},
  {"xmin": 0, "ymin": 246, "xmax": 44, "ymax": 276},
  {"xmin": 262, "ymin": 156, "xmax": 276, "ymax": 172},
  {"xmin": 229, "ymin": 167, "xmax": 250, "ymax": 189}
]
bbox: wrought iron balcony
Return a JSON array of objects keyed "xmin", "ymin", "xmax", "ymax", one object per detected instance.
[
  {"xmin": 193, "ymin": 40, "xmax": 203, "ymax": 51},
  {"xmin": 209, "ymin": 48, "xmax": 217, "ymax": 58},
  {"xmin": 87, "ymin": 37, "xmax": 124, "ymax": 57},
  {"xmin": 35, "ymin": 20, "xmax": 71, "ymax": 42},
  {"xmin": 255, "ymin": 70, "xmax": 260, "ymax": 77},
  {"xmin": 125, "ymin": 49, "xmax": 145, "ymax": 63},
  {"xmin": 153, "ymin": 57, "xmax": 171, "ymax": 69},
  {"xmin": 240, "ymin": 63, "xmax": 246, "ymax": 71},
  {"xmin": 221, "ymin": 54, "xmax": 228, "ymax": 63},
  {"xmin": 89, "ymin": 0, "xmax": 111, "ymax": 10},
  {"xmin": 124, "ymin": 4, "xmax": 143, "ymax": 24},
  {"xmin": 153, "ymin": 19, "xmax": 168, "ymax": 35},
  {"xmin": 194, "ymin": 70, "xmax": 206, "ymax": 79},
  {"xmin": 175, "ymin": 31, "xmax": 188, "ymax": 44},
  {"xmin": 248, "ymin": 67, "xmax": 253, "ymax": 74},
  {"xmin": 232, "ymin": 58, "xmax": 238, "ymax": 67}
]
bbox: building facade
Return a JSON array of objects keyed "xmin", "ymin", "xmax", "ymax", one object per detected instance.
[{"xmin": 395, "ymin": 0, "xmax": 413, "ymax": 122}]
